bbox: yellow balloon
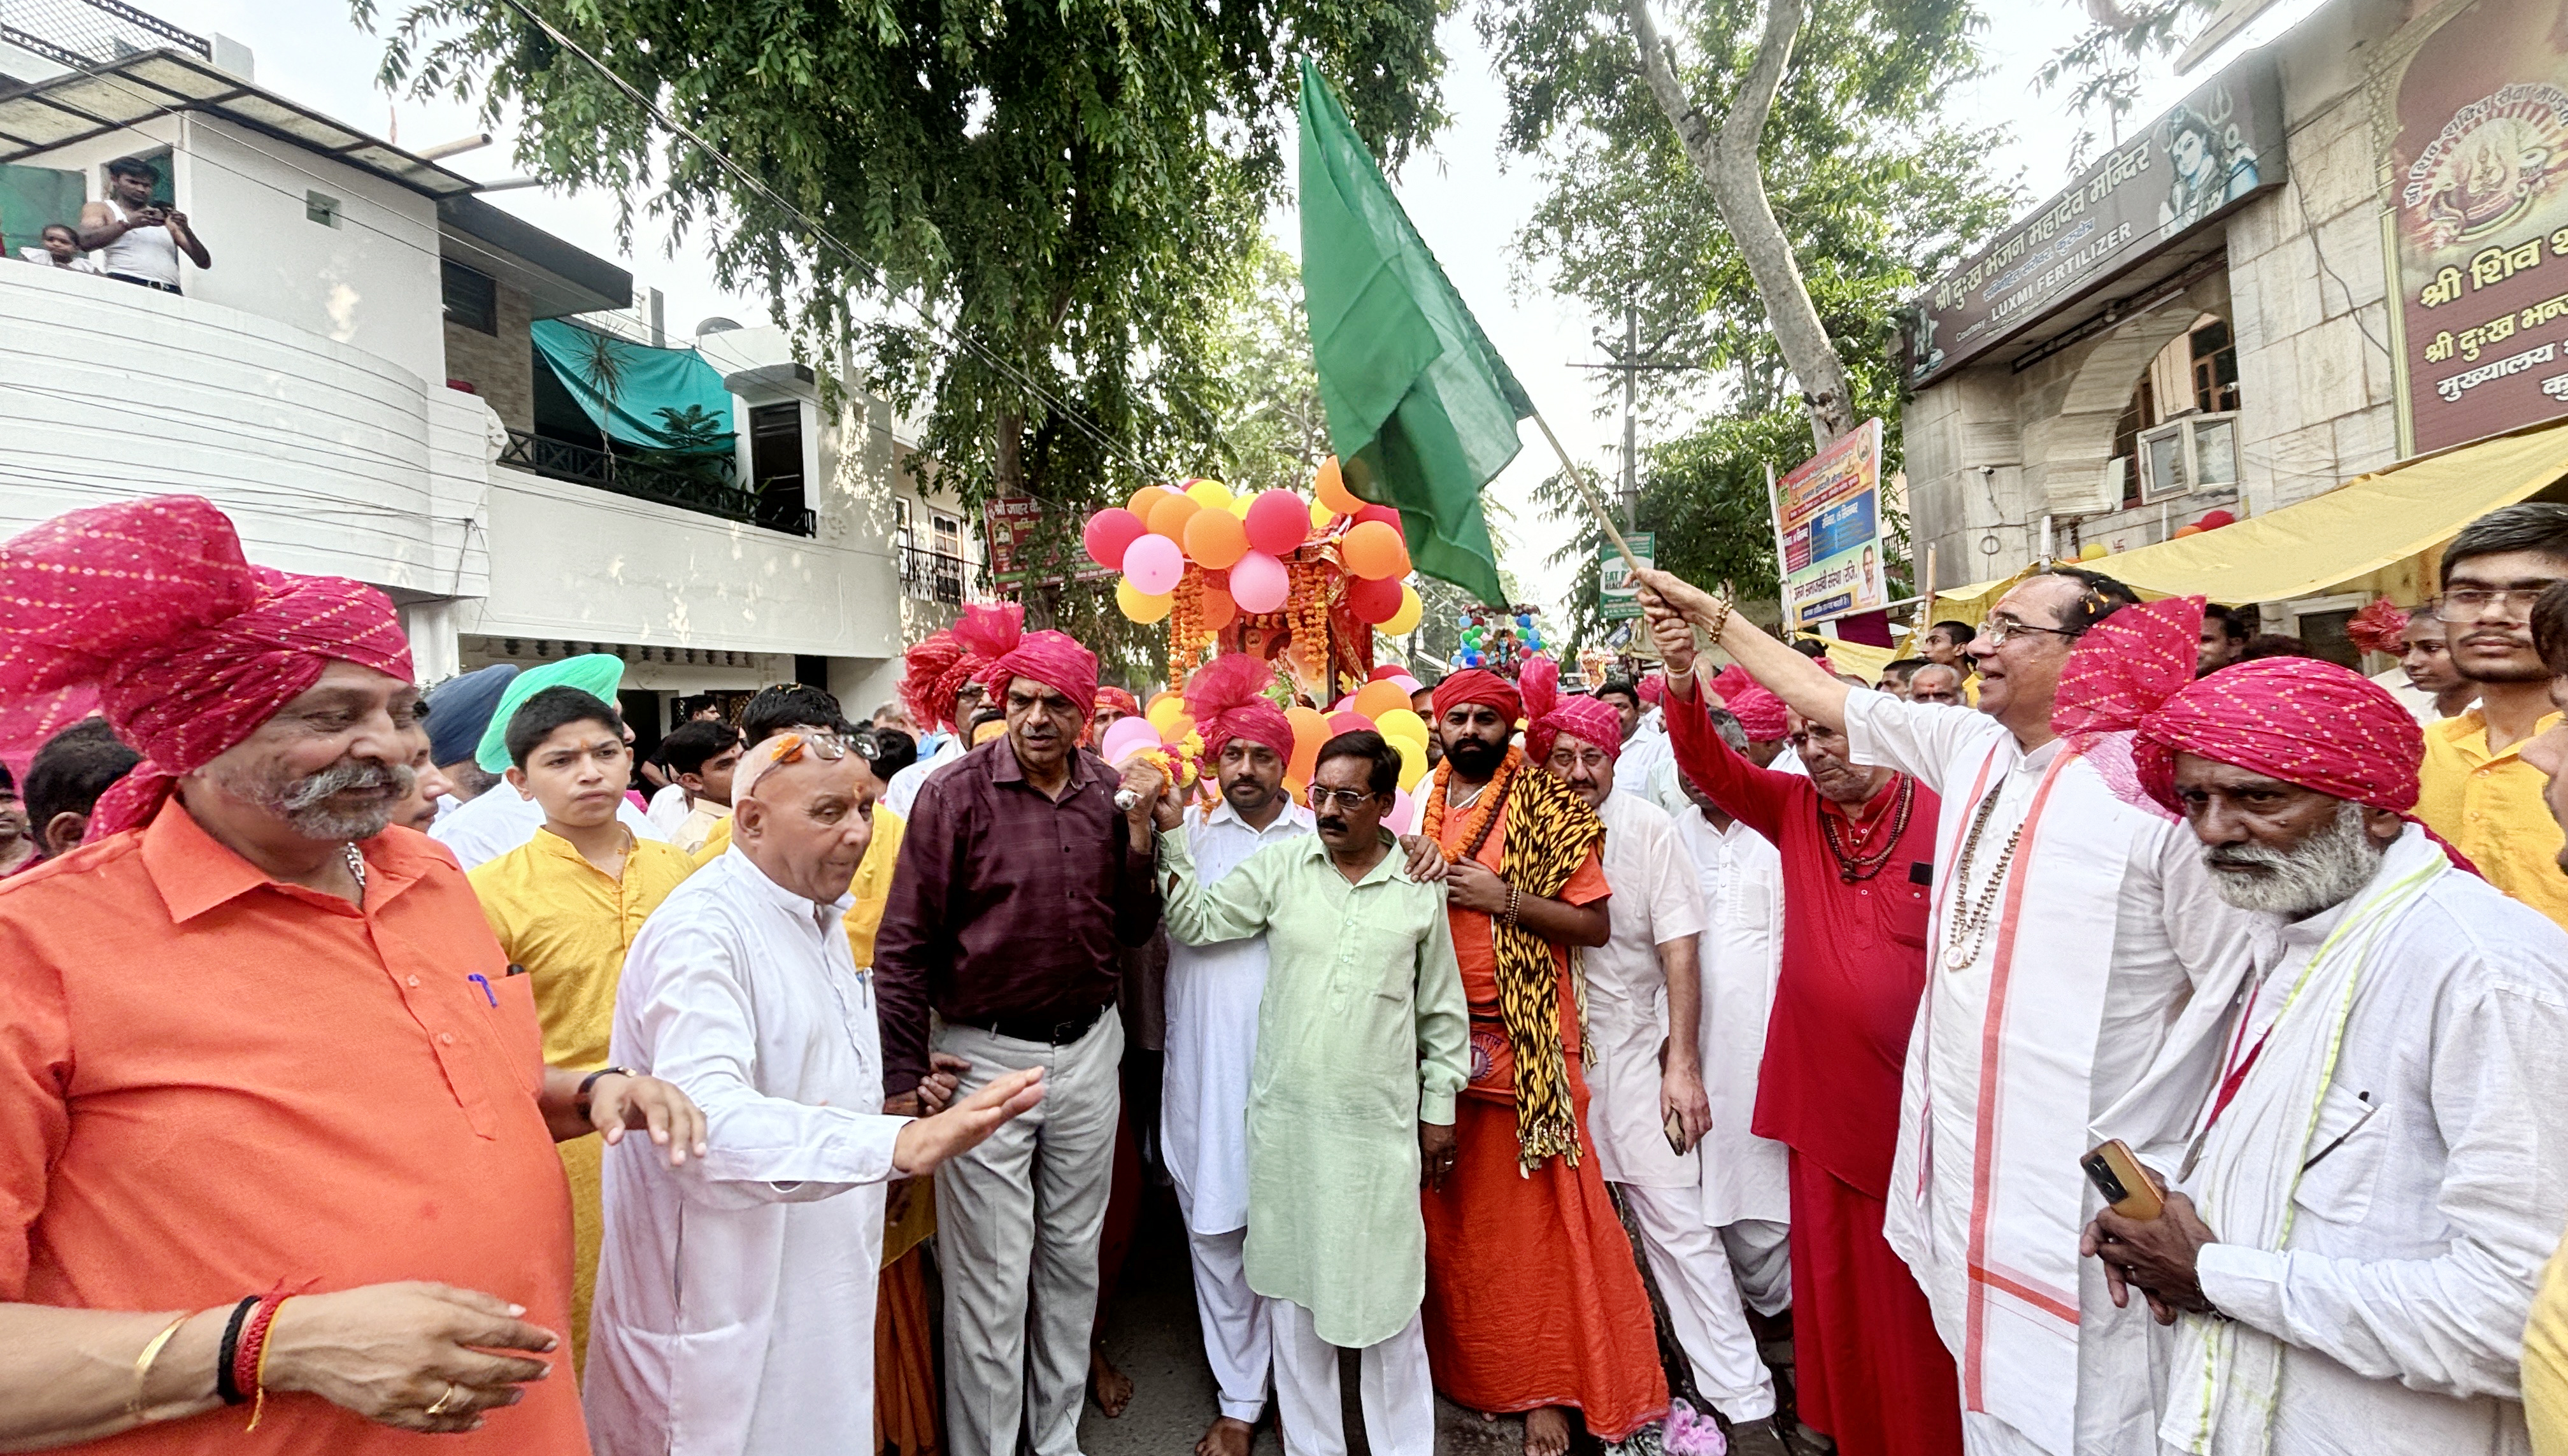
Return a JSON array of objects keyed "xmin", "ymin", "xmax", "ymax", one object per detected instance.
[
  {"xmin": 1146, "ymin": 696, "xmax": 1194, "ymax": 740},
  {"xmin": 1376, "ymin": 708, "xmax": 1428, "ymax": 744},
  {"xmin": 1382, "ymin": 582, "xmax": 1423, "ymax": 634},
  {"xmin": 1187, "ymin": 478, "xmax": 1234, "ymax": 510},
  {"xmin": 1395, "ymin": 739, "xmax": 1428, "ymax": 791},
  {"xmin": 2078, "ymin": 539, "xmax": 2109, "ymax": 561},
  {"xmin": 1227, "ymin": 494, "xmax": 1255, "ymax": 518},
  {"xmin": 1117, "ymin": 580, "xmax": 1173, "ymax": 623},
  {"xmin": 1309, "ymin": 497, "xmax": 1335, "ymax": 531}
]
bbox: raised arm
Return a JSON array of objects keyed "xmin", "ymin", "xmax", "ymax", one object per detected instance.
[
  {"xmin": 1648, "ymin": 606, "xmax": 1796, "ymax": 843},
  {"xmin": 1152, "ymin": 827, "xmax": 1281, "ymax": 947},
  {"xmin": 1636, "ymin": 567, "xmax": 1850, "ymax": 733}
]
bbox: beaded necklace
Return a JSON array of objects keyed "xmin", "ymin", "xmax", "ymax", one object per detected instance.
[
  {"xmin": 1940, "ymin": 784, "xmax": 2024, "ymax": 971},
  {"xmin": 1818, "ymin": 775, "xmax": 1916, "ymax": 883}
]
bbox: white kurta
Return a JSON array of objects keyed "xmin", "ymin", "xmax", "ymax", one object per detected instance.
[
  {"xmin": 1671, "ymin": 801, "xmax": 1792, "ymax": 1225},
  {"xmin": 1842, "ymin": 689, "xmax": 2254, "ymax": 1456},
  {"xmin": 1585, "ymin": 792, "xmax": 1708, "ymax": 1189},
  {"xmin": 428, "ymin": 782, "xmax": 666, "ymax": 870},
  {"xmin": 1162, "ymin": 797, "xmax": 1316, "ymax": 1235},
  {"xmin": 585, "ymin": 850, "xmax": 909, "ymax": 1456},
  {"xmin": 1616, "ymin": 717, "xmax": 1674, "ymax": 804},
  {"xmin": 881, "ymin": 736, "xmax": 968, "ymax": 822},
  {"xmin": 2155, "ymin": 828, "xmax": 2568, "ymax": 1456}
]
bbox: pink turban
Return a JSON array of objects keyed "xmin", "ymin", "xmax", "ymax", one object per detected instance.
[
  {"xmin": 1184, "ymin": 654, "xmax": 1294, "ymax": 761},
  {"xmin": 898, "ymin": 627, "xmax": 990, "ymax": 731},
  {"xmin": 1638, "ymin": 672, "xmax": 1666, "ymax": 706},
  {"xmin": 1431, "ymin": 667, "xmax": 1523, "ymax": 726},
  {"xmin": 957, "ymin": 602, "xmax": 1099, "ymax": 710},
  {"xmin": 1520, "ymin": 655, "xmax": 1621, "ymax": 763},
  {"xmin": 0, "ymin": 496, "xmax": 413, "ymax": 839},
  {"xmin": 1708, "ymin": 667, "xmax": 1790, "ymax": 743}
]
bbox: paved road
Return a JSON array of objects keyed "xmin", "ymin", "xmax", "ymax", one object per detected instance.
[{"xmin": 1076, "ymin": 1190, "xmax": 1795, "ymax": 1456}]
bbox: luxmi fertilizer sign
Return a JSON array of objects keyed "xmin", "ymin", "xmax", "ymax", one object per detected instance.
[
  {"xmin": 1598, "ymin": 531, "xmax": 1654, "ymax": 620},
  {"xmin": 1772, "ymin": 420, "xmax": 1887, "ymax": 630}
]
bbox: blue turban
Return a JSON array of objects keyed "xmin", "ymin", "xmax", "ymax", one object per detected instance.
[{"xmin": 423, "ymin": 664, "xmax": 517, "ymax": 767}]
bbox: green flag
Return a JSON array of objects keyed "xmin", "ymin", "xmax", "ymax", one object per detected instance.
[{"xmin": 1298, "ymin": 59, "xmax": 1531, "ymax": 608}]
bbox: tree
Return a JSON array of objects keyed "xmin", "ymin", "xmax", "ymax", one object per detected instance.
[
  {"xmin": 1205, "ymin": 239, "xmax": 1335, "ymax": 497},
  {"xmin": 367, "ymin": 0, "xmax": 1453, "ymax": 645}
]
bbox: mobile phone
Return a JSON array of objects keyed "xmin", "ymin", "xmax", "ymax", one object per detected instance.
[
  {"xmin": 1664, "ymin": 1108, "xmax": 1689, "ymax": 1156},
  {"xmin": 2079, "ymin": 1139, "xmax": 2164, "ymax": 1219}
]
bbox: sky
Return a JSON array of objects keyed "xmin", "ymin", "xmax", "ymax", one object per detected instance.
[{"xmin": 148, "ymin": 0, "xmax": 2326, "ymax": 620}]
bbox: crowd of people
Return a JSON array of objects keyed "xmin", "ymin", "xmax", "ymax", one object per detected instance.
[{"xmin": 11, "ymin": 490, "xmax": 2568, "ymax": 1456}]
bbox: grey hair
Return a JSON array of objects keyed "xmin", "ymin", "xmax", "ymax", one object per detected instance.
[{"xmin": 1706, "ymin": 708, "xmax": 1751, "ymax": 754}]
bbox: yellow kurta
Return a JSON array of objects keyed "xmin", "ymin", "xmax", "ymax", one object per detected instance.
[
  {"xmin": 2416, "ymin": 708, "xmax": 2568, "ymax": 931},
  {"xmin": 469, "ymin": 828, "xmax": 696, "ymax": 1371}
]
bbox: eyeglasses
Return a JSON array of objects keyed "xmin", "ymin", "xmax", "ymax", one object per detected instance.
[
  {"xmin": 769, "ymin": 731, "xmax": 850, "ymax": 766},
  {"xmin": 2434, "ymin": 587, "xmax": 2561, "ymax": 622},
  {"xmin": 1979, "ymin": 614, "xmax": 2081, "ymax": 647},
  {"xmin": 1308, "ymin": 786, "xmax": 1382, "ymax": 812}
]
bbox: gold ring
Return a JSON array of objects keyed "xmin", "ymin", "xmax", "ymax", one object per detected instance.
[{"xmin": 425, "ymin": 1383, "xmax": 460, "ymax": 1417}]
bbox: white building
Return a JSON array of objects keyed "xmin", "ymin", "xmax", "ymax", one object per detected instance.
[{"xmin": 0, "ymin": 4, "xmax": 983, "ymax": 742}]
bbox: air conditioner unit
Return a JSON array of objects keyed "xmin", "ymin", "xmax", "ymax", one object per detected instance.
[{"xmin": 2137, "ymin": 411, "xmax": 2239, "ymax": 505}]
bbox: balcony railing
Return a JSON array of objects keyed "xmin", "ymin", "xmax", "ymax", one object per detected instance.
[
  {"xmin": 1, "ymin": 0, "xmax": 210, "ymax": 66},
  {"xmin": 498, "ymin": 429, "xmax": 813, "ymax": 536},
  {"xmin": 898, "ymin": 544, "xmax": 973, "ymax": 604}
]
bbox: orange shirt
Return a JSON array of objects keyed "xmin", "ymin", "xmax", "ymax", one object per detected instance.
[
  {"xmin": 1433, "ymin": 789, "xmax": 1611, "ymax": 1061},
  {"xmin": 0, "ymin": 798, "xmax": 585, "ymax": 1455}
]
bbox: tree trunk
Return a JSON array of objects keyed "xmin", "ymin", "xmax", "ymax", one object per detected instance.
[{"xmin": 1624, "ymin": 0, "xmax": 1858, "ymax": 450}]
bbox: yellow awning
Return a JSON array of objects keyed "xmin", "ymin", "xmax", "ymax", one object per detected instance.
[{"xmin": 1928, "ymin": 417, "xmax": 2568, "ymax": 622}]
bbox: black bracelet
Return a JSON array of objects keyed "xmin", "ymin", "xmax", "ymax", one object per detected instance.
[
  {"xmin": 576, "ymin": 1066, "xmax": 636, "ymax": 1112},
  {"xmin": 214, "ymin": 1295, "xmax": 259, "ymax": 1405}
]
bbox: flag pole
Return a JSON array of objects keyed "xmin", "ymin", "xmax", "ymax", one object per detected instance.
[{"xmin": 1530, "ymin": 412, "xmax": 1644, "ymax": 578}]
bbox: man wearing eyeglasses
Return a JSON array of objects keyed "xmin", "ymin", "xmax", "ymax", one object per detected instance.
[
  {"xmin": 2413, "ymin": 504, "xmax": 2568, "ymax": 932},
  {"xmin": 1636, "ymin": 564, "xmax": 2252, "ymax": 1456}
]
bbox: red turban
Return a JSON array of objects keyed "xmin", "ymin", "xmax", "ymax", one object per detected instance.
[
  {"xmin": 2345, "ymin": 597, "xmax": 2411, "ymax": 657},
  {"xmin": 1184, "ymin": 654, "xmax": 1294, "ymax": 762},
  {"xmin": 1708, "ymin": 666, "xmax": 1790, "ymax": 742},
  {"xmin": 1520, "ymin": 655, "xmax": 1621, "ymax": 763},
  {"xmin": 957, "ymin": 602, "xmax": 1099, "ymax": 710},
  {"xmin": 1638, "ymin": 672, "xmax": 1666, "ymax": 706},
  {"xmin": 1094, "ymin": 686, "xmax": 1141, "ymax": 719},
  {"xmin": 0, "ymin": 496, "xmax": 412, "ymax": 839},
  {"xmin": 1430, "ymin": 667, "xmax": 1522, "ymax": 726}
]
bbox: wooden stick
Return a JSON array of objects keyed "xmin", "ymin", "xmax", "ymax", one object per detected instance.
[{"xmin": 1530, "ymin": 411, "xmax": 1644, "ymax": 577}]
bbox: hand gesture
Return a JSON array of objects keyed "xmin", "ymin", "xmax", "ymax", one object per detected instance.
[
  {"xmin": 884, "ymin": 1052, "xmax": 971, "ymax": 1117},
  {"xmin": 261, "ymin": 1281, "xmax": 560, "ymax": 1434},
  {"xmin": 892, "ymin": 1066, "xmax": 1046, "ymax": 1174},
  {"xmin": 1634, "ymin": 568, "xmax": 1724, "ymax": 632},
  {"xmin": 1660, "ymin": 1063, "xmax": 1712, "ymax": 1153},
  {"xmin": 1420, "ymin": 1122, "xmax": 1459, "ymax": 1190},
  {"xmin": 588, "ymin": 1073, "xmax": 706, "ymax": 1167},
  {"xmin": 1444, "ymin": 859, "xmax": 1509, "ymax": 915},
  {"xmin": 1395, "ymin": 832, "xmax": 1448, "ymax": 882},
  {"xmin": 1648, "ymin": 608, "xmax": 1698, "ymax": 677}
]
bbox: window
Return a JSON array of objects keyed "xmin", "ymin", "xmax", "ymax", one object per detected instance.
[
  {"xmin": 441, "ymin": 261, "xmax": 497, "ymax": 335},
  {"xmin": 304, "ymin": 190, "xmax": 340, "ymax": 229},
  {"xmin": 2191, "ymin": 319, "xmax": 2241, "ymax": 415},
  {"xmin": 748, "ymin": 402, "xmax": 810, "ymax": 534}
]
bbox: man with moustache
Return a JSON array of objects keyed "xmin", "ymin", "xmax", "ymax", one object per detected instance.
[
  {"xmin": 2071, "ymin": 632, "xmax": 2568, "ymax": 1456},
  {"xmin": 1637, "ymin": 568, "xmax": 2251, "ymax": 1456},
  {"xmin": 2416, "ymin": 504, "xmax": 2568, "ymax": 930},
  {"xmin": 1650, "ymin": 610, "xmax": 1959, "ymax": 1456},
  {"xmin": 1155, "ymin": 729, "xmax": 1466, "ymax": 1456}
]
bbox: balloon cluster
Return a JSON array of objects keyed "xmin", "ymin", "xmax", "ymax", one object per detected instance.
[
  {"xmin": 1096, "ymin": 694, "xmax": 1207, "ymax": 794},
  {"xmin": 1448, "ymin": 605, "xmax": 1546, "ymax": 673},
  {"xmin": 2075, "ymin": 508, "xmax": 2237, "ymax": 560},
  {"xmin": 1083, "ymin": 459, "xmax": 1425, "ymax": 636},
  {"xmin": 1301, "ymin": 671, "xmax": 1435, "ymax": 834}
]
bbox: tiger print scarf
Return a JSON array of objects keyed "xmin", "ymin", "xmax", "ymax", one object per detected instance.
[{"xmin": 1428, "ymin": 746, "xmax": 1608, "ymax": 1170}]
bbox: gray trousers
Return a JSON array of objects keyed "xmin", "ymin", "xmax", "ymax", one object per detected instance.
[{"xmin": 936, "ymin": 1011, "xmax": 1125, "ymax": 1456}]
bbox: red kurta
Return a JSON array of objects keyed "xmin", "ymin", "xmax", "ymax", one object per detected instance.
[
  {"xmin": 1669, "ymin": 682, "xmax": 1962, "ymax": 1456},
  {"xmin": 1420, "ymin": 803, "xmax": 1668, "ymax": 1441}
]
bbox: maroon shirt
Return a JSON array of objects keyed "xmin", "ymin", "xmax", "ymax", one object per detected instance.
[
  {"xmin": 1666, "ymin": 680, "xmax": 1939, "ymax": 1200},
  {"xmin": 874, "ymin": 737, "xmax": 1161, "ymax": 1093}
]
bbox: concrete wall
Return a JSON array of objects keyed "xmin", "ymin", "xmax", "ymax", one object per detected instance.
[
  {"xmin": 0, "ymin": 263, "xmax": 490, "ymax": 597},
  {"xmin": 442, "ymin": 276, "xmax": 535, "ymax": 432},
  {"xmin": 1904, "ymin": 0, "xmax": 2411, "ymax": 584}
]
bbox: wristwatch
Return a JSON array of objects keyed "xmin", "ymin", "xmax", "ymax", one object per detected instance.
[{"xmin": 576, "ymin": 1066, "xmax": 637, "ymax": 1117}]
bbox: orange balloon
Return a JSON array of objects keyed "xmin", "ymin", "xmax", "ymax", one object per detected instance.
[
  {"xmin": 1339, "ymin": 520, "xmax": 1409, "ymax": 580},
  {"xmin": 1148, "ymin": 490, "xmax": 1202, "ymax": 541},
  {"xmin": 1184, "ymin": 506, "xmax": 1250, "ymax": 569},
  {"xmin": 1285, "ymin": 704, "xmax": 1329, "ymax": 782},
  {"xmin": 1352, "ymin": 678, "xmax": 1409, "ymax": 721},
  {"xmin": 1128, "ymin": 484, "xmax": 1171, "ymax": 518},
  {"xmin": 2172, "ymin": 524, "xmax": 2205, "ymax": 538},
  {"xmin": 1314, "ymin": 455, "xmax": 1362, "ymax": 515},
  {"xmin": 1198, "ymin": 582, "xmax": 1238, "ymax": 631}
]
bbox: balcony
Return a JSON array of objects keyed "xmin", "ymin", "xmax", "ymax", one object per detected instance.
[
  {"xmin": 898, "ymin": 544, "xmax": 973, "ymax": 604},
  {"xmin": 497, "ymin": 429, "xmax": 814, "ymax": 536}
]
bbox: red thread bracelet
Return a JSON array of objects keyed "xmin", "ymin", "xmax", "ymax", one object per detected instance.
[{"xmin": 233, "ymin": 1281, "xmax": 289, "ymax": 1430}]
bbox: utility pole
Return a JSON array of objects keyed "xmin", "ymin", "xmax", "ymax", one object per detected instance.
[{"xmin": 1573, "ymin": 293, "xmax": 1696, "ymax": 534}]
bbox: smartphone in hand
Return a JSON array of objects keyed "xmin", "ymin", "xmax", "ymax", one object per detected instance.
[{"xmin": 2080, "ymin": 1139, "xmax": 2164, "ymax": 1220}]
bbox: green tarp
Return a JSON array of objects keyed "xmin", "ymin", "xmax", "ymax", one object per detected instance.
[
  {"xmin": 1297, "ymin": 59, "xmax": 1529, "ymax": 608},
  {"xmin": 530, "ymin": 318, "xmax": 737, "ymax": 455}
]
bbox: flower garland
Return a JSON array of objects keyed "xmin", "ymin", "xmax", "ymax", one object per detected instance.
[{"xmin": 1422, "ymin": 746, "xmax": 1520, "ymax": 857}]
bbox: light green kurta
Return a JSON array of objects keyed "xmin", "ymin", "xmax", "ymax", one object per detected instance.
[{"xmin": 1156, "ymin": 827, "xmax": 1469, "ymax": 1348}]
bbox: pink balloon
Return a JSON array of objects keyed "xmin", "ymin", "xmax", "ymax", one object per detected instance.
[
  {"xmin": 1230, "ymin": 550, "xmax": 1288, "ymax": 613},
  {"xmin": 1083, "ymin": 508, "xmax": 1146, "ymax": 571},
  {"xmin": 1122, "ymin": 533, "xmax": 1185, "ymax": 596},
  {"xmin": 1388, "ymin": 674, "xmax": 1422, "ymax": 695},
  {"xmin": 1244, "ymin": 490, "xmax": 1310, "ymax": 556},
  {"xmin": 1099, "ymin": 717, "xmax": 1163, "ymax": 765},
  {"xmin": 1327, "ymin": 710, "xmax": 1370, "ymax": 736},
  {"xmin": 1388, "ymin": 787, "xmax": 1418, "ymax": 835}
]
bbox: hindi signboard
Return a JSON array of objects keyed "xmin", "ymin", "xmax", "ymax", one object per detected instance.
[
  {"xmin": 2390, "ymin": 0, "xmax": 2568, "ymax": 452},
  {"xmin": 1904, "ymin": 55, "xmax": 2283, "ymax": 388},
  {"xmin": 1772, "ymin": 420, "xmax": 1888, "ymax": 631},
  {"xmin": 1598, "ymin": 531, "xmax": 1654, "ymax": 621},
  {"xmin": 983, "ymin": 496, "xmax": 1046, "ymax": 586}
]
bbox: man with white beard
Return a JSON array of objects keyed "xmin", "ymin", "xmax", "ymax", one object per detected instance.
[{"xmin": 2073, "ymin": 645, "xmax": 2568, "ymax": 1456}]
